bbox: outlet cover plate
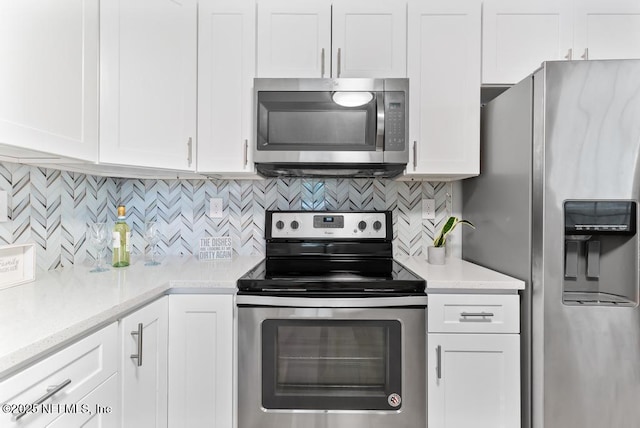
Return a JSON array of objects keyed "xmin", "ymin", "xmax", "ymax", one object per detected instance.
[
  {"xmin": 209, "ymin": 198, "xmax": 224, "ymax": 219},
  {"xmin": 422, "ymin": 199, "xmax": 435, "ymax": 220}
]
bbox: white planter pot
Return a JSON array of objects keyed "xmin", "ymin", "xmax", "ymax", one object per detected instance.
[{"xmin": 428, "ymin": 246, "xmax": 446, "ymax": 265}]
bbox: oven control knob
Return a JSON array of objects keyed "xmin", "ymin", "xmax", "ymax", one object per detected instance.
[
  {"xmin": 358, "ymin": 221, "xmax": 367, "ymax": 231},
  {"xmin": 275, "ymin": 220, "xmax": 285, "ymax": 230},
  {"xmin": 290, "ymin": 220, "xmax": 299, "ymax": 230},
  {"xmin": 373, "ymin": 220, "xmax": 382, "ymax": 231}
]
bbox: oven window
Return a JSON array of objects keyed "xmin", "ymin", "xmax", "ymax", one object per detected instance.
[{"xmin": 261, "ymin": 319, "xmax": 402, "ymax": 410}]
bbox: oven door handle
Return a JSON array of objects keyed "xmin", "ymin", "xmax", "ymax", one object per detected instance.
[{"xmin": 235, "ymin": 295, "xmax": 427, "ymax": 308}]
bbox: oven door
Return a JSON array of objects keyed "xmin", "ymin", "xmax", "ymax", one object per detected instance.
[{"xmin": 237, "ymin": 296, "xmax": 426, "ymax": 428}]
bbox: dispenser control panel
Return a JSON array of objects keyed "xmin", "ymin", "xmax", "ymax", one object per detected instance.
[{"xmin": 564, "ymin": 200, "xmax": 637, "ymax": 235}]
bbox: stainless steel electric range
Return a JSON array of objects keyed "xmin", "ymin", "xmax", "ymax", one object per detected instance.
[{"xmin": 237, "ymin": 210, "xmax": 427, "ymax": 428}]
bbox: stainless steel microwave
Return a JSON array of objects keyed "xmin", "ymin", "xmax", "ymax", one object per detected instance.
[{"xmin": 254, "ymin": 78, "xmax": 409, "ymax": 178}]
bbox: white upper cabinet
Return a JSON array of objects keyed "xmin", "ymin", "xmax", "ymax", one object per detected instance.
[
  {"xmin": 405, "ymin": 0, "xmax": 480, "ymax": 180},
  {"xmin": 100, "ymin": 0, "xmax": 197, "ymax": 171},
  {"xmin": 483, "ymin": 0, "xmax": 640, "ymax": 85},
  {"xmin": 482, "ymin": 0, "xmax": 573, "ymax": 85},
  {"xmin": 257, "ymin": 0, "xmax": 406, "ymax": 78},
  {"xmin": 573, "ymin": 0, "xmax": 640, "ymax": 61},
  {"xmin": 197, "ymin": 0, "xmax": 256, "ymax": 175},
  {"xmin": 257, "ymin": 0, "xmax": 331, "ymax": 78},
  {"xmin": 332, "ymin": 0, "xmax": 407, "ymax": 78},
  {"xmin": 0, "ymin": 0, "xmax": 99, "ymax": 162}
]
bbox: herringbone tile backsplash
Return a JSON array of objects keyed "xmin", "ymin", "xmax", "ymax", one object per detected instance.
[{"xmin": 0, "ymin": 162, "xmax": 452, "ymax": 271}]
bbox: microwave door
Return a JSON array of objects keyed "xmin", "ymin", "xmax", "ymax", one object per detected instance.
[{"xmin": 254, "ymin": 90, "xmax": 384, "ymax": 164}]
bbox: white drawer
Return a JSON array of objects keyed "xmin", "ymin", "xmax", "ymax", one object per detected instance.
[
  {"xmin": 0, "ymin": 323, "xmax": 118, "ymax": 427},
  {"xmin": 428, "ymin": 294, "xmax": 520, "ymax": 333}
]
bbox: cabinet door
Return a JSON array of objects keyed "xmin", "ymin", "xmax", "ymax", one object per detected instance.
[
  {"xmin": 168, "ymin": 295, "xmax": 233, "ymax": 428},
  {"xmin": 121, "ymin": 297, "xmax": 168, "ymax": 428},
  {"xmin": 0, "ymin": 0, "xmax": 98, "ymax": 161},
  {"xmin": 100, "ymin": 0, "xmax": 197, "ymax": 171},
  {"xmin": 573, "ymin": 0, "xmax": 640, "ymax": 60},
  {"xmin": 482, "ymin": 0, "xmax": 573, "ymax": 84},
  {"xmin": 198, "ymin": 0, "xmax": 256, "ymax": 174},
  {"xmin": 428, "ymin": 333, "xmax": 520, "ymax": 428},
  {"xmin": 256, "ymin": 0, "xmax": 331, "ymax": 78},
  {"xmin": 332, "ymin": 0, "xmax": 407, "ymax": 78},
  {"xmin": 406, "ymin": 0, "xmax": 480, "ymax": 179}
]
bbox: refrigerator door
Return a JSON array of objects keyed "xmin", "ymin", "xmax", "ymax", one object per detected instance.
[{"xmin": 537, "ymin": 60, "xmax": 640, "ymax": 428}]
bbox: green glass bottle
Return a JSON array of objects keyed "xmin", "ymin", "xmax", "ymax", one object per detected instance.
[{"xmin": 112, "ymin": 205, "xmax": 131, "ymax": 267}]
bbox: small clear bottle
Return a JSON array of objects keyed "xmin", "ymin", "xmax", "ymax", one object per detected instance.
[{"xmin": 112, "ymin": 204, "xmax": 131, "ymax": 267}]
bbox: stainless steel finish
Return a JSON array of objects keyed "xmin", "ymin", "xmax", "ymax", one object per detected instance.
[
  {"xmin": 253, "ymin": 78, "xmax": 409, "ymax": 167},
  {"xmin": 564, "ymin": 48, "xmax": 572, "ymax": 60},
  {"xmin": 238, "ymin": 305, "xmax": 426, "ymax": 428},
  {"xmin": 435, "ymin": 345, "xmax": 442, "ymax": 380},
  {"xmin": 460, "ymin": 312, "xmax": 494, "ymax": 318},
  {"xmin": 130, "ymin": 322, "xmax": 143, "ymax": 367},
  {"xmin": 321, "ymin": 48, "xmax": 325, "ymax": 77},
  {"xmin": 337, "ymin": 48, "xmax": 342, "ymax": 77},
  {"xmin": 236, "ymin": 294, "xmax": 428, "ymax": 308},
  {"xmin": 14, "ymin": 379, "xmax": 72, "ymax": 420},
  {"xmin": 187, "ymin": 137, "xmax": 193, "ymax": 167},
  {"xmin": 270, "ymin": 211, "xmax": 387, "ymax": 239},
  {"xmin": 463, "ymin": 60, "xmax": 640, "ymax": 428},
  {"xmin": 581, "ymin": 48, "xmax": 589, "ymax": 60},
  {"xmin": 376, "ymin": 93, "xmax": 385, "ymax": 151},
  {"xmin": 243, "ymin": 139, "xmax": 248, "ymax": 167}
]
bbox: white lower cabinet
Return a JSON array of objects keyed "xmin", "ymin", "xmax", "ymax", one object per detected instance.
[
  {"xmin": 168, "ymin": 294, "xmax": 233, "ymax": 428},
  {"xmin": 427, "ymin": 294, "xmax": 521, "ymax": 428},
  {"xmin": 120, "ymin": 297, "xmax": 168, "ymax": 428},
  {"xmin": 0, "ymin": 323, "xmax": 119, "ymax": 428}
]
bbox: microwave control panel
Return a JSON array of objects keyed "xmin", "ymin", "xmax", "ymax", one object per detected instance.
[{"xmin": 385, "ymin": 92, "xmax": 406, "ymax": 151}]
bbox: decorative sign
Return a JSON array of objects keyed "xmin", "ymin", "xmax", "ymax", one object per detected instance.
[
  {"xmin": 198, "ymin": 237, "xmax": 233, "ymax": 260},
  {"xmin": 0, "ymin": 243, "xmax": 35, "ymax": 290}
]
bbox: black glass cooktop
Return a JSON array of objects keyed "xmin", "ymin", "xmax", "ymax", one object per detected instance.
[{"xmin": 237, "ymin": 258, "xmax": 425, "ymax": 296}]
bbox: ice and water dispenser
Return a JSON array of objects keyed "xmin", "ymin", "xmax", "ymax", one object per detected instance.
[{"xmin": 563, "ymin": 200, "xmax": 639, "ymax": 306}]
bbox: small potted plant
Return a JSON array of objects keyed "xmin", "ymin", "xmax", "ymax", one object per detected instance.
[{"xmin": 428, "ymin": 216, "xmax": 475, "ymax": 265}]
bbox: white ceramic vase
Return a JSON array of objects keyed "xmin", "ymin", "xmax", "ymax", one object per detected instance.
[{"xmin": 428, "ymin": 246, "xmax": 446, "ymax": 265}]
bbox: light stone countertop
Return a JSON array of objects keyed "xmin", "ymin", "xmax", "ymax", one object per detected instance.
[
  {"xmin": 397, "ymin": 256, "xmax": 525, "ymax": 292},
  {"xmin": 0, "ymin": 254, "xmax": 523, "ymax": 380},
  {"xmin": 0, "ymin": 255, "xmax": 263, "ymax": 380}
]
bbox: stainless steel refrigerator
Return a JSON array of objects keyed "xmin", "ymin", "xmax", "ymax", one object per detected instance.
[{"xmin": 463, "ymin": 59, "xmax": 640, "ymax": 428}]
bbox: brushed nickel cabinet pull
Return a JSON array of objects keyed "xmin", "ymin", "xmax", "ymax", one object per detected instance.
[
  {"xmin": 460, "ymin": 311, "xmax": 495, "ymax": 318},
  {"xmin": 187, "ymin": 137, "xmax": 193, "ymax": 167},
  {"xmin": 243, "ymin": 139, "xmax": 248, "ymax": 167},
  {"xmin": 436, "ymin": 345, "xmax": 442, "ymax": 379},
  {"xmin": 321, "ymin": 48, "xmax": 325, "ymax": 77},
  {"xmin": 337, "ymin": 48, "xmax": 342, "ymax": 77},
  {"xmin": 130, "ymin": 322, "xmax": 143, "ymax": 367},
  {"xmin": 581, "ymin": 48, "xmax": 589, "ymax": 60},
  {"xmin": 565, "ymin": 48, "xmax": 572, "ymax": 60},
  {"xmin": 14, "ymin": 379, "xmax": 72, "ymax": 420},
  {"xmin": 413, "ymin": 141, "xmax": 418, "ymax": 170}
]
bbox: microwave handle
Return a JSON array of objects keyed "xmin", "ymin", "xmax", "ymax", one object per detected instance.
[{"xmin": 376, "ymin": 92, "xmax": 385, "ymax": 151}]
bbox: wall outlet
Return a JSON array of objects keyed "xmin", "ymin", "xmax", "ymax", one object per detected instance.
[
  {"xmin": 422, "ymin": 198, "xmax": 435, "ymax": 220},
  {"xmin": 209, "ymin": 198, "xmax": 224, "ymax": 219}
]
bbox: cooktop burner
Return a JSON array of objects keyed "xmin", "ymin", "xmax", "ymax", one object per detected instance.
[{"xmin": 237, "ymin": 211, "xmax": 425, "ymax": 297}]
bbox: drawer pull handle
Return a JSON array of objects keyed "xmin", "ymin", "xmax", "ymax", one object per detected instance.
[
  {"xmin": 14, "ymin": 379, "xmax": 72, "ymax": 421},
  {"xmin": 436, "ymin": 345, "xmax": 442, "ymax": 380},
  {"xmin": 460, "ymin": 312, "xmax": 494, "ymax": 318},
  {"xmin": 131, "ymin": 322, "xmax": 143, "ymax": 367}
]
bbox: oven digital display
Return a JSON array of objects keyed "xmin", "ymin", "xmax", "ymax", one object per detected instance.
[{"xmin": 313, "ymin": 215, "xmax": 344, "ymax": 228}]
